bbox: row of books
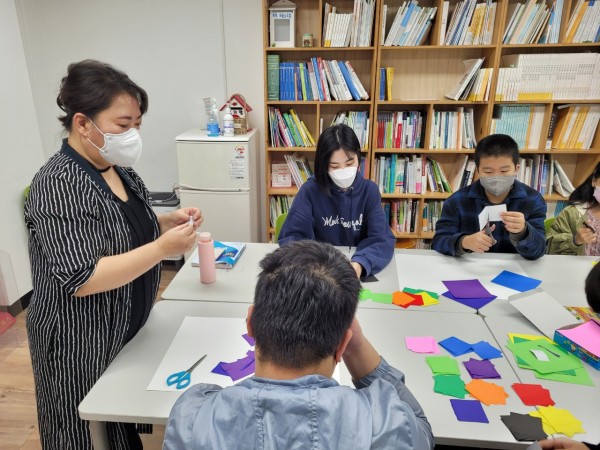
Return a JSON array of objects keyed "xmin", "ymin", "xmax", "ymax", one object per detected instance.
[
  {"xmin": 269, "ymin": 195, "xmax": 294, "ymax": 228},
  {"xmin": 422, "ymin": 200, "xmax": 445, "ymax": 233},
  {"xmin": 565, "ymin": 0, "xmax": 600, "ymax": 43},
  {"xmin": 285, "ymin": 153, "xmax": 314, "ymax": 189},
  {"xmin": 323, "ymin": 1, "xmax": 376, "ymax": 47},
  {"xmin": 448, "ymin": 155, "xmax": 477, "ymax": 192},
  {"xmin": 268, "ymin": 107, "xmax": 315, "ymax": 148},
  {"xmin": 516, "ymin": 156, "xmax": 575, "ymax": 197},
  {"xmin": 267, "ymin": 56, "xmax": 369, "ymax": 102},
  {"xmin": 551, "ymin": 104, "xmax": 600, "ymax": 150},
  {"xmin": 490, "ymin": 105, "xmax": 545, "ymax": 149},
  {"xmin": 443, "ymin": 0, "xmax": 496, "ymax": 45},
  {"xmin": 330, "ymin": 110, "xmax": 370, "ymax": 149},
  {"xmin": 381, "ymin": 1, "xmax": 437, "ymax": 46},
  {"xmin": 373, "ymin": 155, "xmax": 452, "ymax": 194},
  {"xmin": 445, "ymin": 58, "xmax": 486, "ymax": 101},
  {"xmin": 503, "ymin": 0, "xmax": 563, "ymax": 44},
  {"xmin": 383, "ymin": 199, "xmax": 420, "ymax": 233},
  {"xmin": 430, "ymin": 107, "xmax": 477, "ymax": 149},
  {"xmin": 497, "ymin": 53, "xmax": 600, "ymax": 101},
  {"xmin": 376, "ymin": 110, "xmax": 425, "ymax": 149},
  {"xmin": 379, "ymin": 67, "xmax": 394, "ymax": 101}
]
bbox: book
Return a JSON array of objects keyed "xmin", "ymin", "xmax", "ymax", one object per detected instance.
[
  {"xmin": 191, "ymin": 241, "xmax": 246, "ymax": 269},
  {"xmin": 267, "ymin": 54, "xmax": 280, "ymax": 101},
  {"xmin": 445, "ymin": 58, "xmax": 485, "ymax": 100}
]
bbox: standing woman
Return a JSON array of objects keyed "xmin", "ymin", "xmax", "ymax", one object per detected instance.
[
  {"xmin": 278, "ymin": 123, "xmax": 395, "ymax": 278},
  {"xmin": 24, "ymin": 60, "xmax": 201, "ymax": 449},
  {"xmin": 546, "ymin": 162, "xmax": 600, "ymax": 255}
]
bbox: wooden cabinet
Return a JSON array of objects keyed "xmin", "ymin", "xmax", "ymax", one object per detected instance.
[{"xmin": 263, "ymin": 0, "xmax": 600, "ymax": 244}]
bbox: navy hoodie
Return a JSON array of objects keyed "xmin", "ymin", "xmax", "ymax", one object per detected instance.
[{"xmin": 278, "ymin": 173, "xmax": 395, "ymax": 276}]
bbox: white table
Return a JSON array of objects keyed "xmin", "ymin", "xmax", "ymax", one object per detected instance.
[
  {"xmin": 78, "ymin": 300, "xmax": 250, "ymax": 450},
  {"xmin": 162, "ymin": 243, "xmax": 402, "ymax": 304},
  {"xmin": 81, "ymin": 301, "xmax": 531, "ymax": 449},
  {"xmin": 163, "ymin": 244, "xmax": 476, "ymax": 313},
  {"xmin": 485, "ymin": 315, "xmax": 600, "ymax": 445},
  {"xmin": 479, "ymin": 254, "xmax": 597, "ymax": 318},
  {"xmin": 343, "ymin": 308, "xmax": 532, "ymax": 449}
]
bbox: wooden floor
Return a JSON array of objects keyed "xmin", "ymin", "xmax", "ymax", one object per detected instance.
[{"xmin": 0, "ymin": 265, "xmax": 178, "ymax": 450}]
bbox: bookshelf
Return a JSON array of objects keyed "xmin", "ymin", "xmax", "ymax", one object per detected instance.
[
  {"xmin": 263, "ymin": 0, "xmax": 380, "ymax": 240},
  {"xmin": 263, "ymin": 0, "xmax": 600, "ymax": 245}
]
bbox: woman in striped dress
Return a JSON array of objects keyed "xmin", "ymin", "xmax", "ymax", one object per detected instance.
[{"xmin": 24, "ymin": 60, "xmax": 201, "ymax": 449}]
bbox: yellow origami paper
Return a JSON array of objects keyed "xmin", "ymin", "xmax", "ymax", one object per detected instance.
[{"xmin": 529, "ymin": 406, "xmax": 585, "ymax": 437}]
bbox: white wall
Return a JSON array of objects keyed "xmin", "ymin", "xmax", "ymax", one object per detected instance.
[
  {"xmin": 0, "ymin": 0, "xmax": 45, "ymax": 305},
  {"xmin": 15, "ymin": 0, "xmax": 228, "ymax": 192},
  {"xmin": 222, "ymin": 0, "xmax": 266, "ymax": 238},
  {"xmin": 1, "ymin": 1, "xmax": 265, "ymax": 304}
]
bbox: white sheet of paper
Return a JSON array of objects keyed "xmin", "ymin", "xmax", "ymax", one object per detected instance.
[
  {"xmin": 395, "ymin": 253, "xmax": 529, "ymax": 300},
  {"xmin": 530, "ymin": 349, "xmax": 550, "ymax": 361},
  {"xmin": 478, "ymin": 204, "xmax": 507, "ymax": 230},
  {"xmin": 147, "ymin": 317, "xmax": 253, "ymax": 392},
  {"xmin": 509, "ymin": 291, "xmax": 581, "ymax": 339}
]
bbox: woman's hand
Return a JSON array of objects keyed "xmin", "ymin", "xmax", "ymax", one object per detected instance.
[
  {"xmin": 159, "ymin": 207, "xmax": 203, "ymax": 234},
  {"xmin": 156, "ymin": 223, "xmax": 197, "ymax": 258},
  {"xmin": 538, "ymin": 438, "xmax": 589, "ymax": 450}
]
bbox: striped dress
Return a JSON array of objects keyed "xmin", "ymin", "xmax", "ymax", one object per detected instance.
[{"xmin": 24, "ymin": 140, "xmax": 160, "ymax": 449}]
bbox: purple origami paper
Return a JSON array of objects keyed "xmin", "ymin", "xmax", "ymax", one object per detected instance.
[
  {"xmin": 442, "ymin": 279, "xmax": 493, "ymax": 299},
  {"xmin": 464, "ymin": 358, "xmax": 501, "ymax": 379},
  {"xmin": 242, "ymin": 333, "xmax": 256, "ymax": 346},
  {"xmin": 442, "ymin": 291, "xmax": 497, "ymax": 310}
]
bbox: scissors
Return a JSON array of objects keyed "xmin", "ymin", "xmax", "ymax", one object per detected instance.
[
  {"xmin": 166, "ymin": 354, "xmax": 207, "ymax": 389},
  {"xmin": 484, "ymin": 214, "xmax": 497, "ymax": 245}
]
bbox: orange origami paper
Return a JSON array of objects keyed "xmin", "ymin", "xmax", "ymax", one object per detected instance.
[
  {"xmin": 465, "ymin": 379, "xmax": 509, "ymax": 406},
  {"xmin": 392, "ymin": 291, "xmax": 418, "ymax": 308}
]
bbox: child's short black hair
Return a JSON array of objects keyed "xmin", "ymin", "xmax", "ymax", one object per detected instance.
[
  {"xmin": 251, "ymin": 240, "xmax": 360, "ymax": 369},
  {"xmin": 585, "ymin": 262, "xmax": 600, "ymax": 313},
  {"xmin": 474, "ymin": 134, "xmax": 520, "ymax": 167},
  {"xmin": 314, "ymin": 124, "xmax": 361, "ymax": 194}
]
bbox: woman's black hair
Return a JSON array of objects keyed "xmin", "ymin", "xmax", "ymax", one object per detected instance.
[
  {"xmin": 57, "ymin": 59, "xmax": 148, "ymax": 131},
  {"xmin": 569, "ymin": 162, "xmax": 600, "ymax": 207},
  {"xmin": 314, "ymin": 123, "xmax": 361, "ymax": 194}
]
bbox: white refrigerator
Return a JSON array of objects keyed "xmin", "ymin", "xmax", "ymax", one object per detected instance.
[{"xmin": 175, "ymin": 128, "xmax": 260, "ymax": 243}]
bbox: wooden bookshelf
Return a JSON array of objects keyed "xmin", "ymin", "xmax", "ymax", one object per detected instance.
[{"xmin": 263, "ymin": 0, "xmax": 600, "ymax": 245}]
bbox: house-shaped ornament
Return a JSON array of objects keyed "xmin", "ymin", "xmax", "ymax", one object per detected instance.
[{"xmin": 220, "ymin": 94, "xmax": 253, "ymax": 135}]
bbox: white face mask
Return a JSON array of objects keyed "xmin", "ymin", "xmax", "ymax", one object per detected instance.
[
  {"xmin": 329, "ymin": 166, "xmax": 357, "ymax": 190},
  {"xmin": 87, "ymin": 120, "xmax": 142, "ymax": 167}
]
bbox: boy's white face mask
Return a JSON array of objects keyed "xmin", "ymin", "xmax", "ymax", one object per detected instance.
[
  {"xmin": 329, "ymin": 167, "xmax": 357, "ymax": 189},
  {"xmin": 87, "ymin": 119, "xmax": 143, "ymax": 167}
]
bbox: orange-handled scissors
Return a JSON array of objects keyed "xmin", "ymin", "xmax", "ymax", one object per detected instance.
[{"xmin": 166, "ymin": 354, "xmax": 207, "ymax": 389}]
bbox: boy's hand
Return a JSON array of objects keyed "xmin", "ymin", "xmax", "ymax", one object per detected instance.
[
  {"xmin": 500, "ymin": 211, "xmax": 525, "ymax": 234},
  {"xmin": 574, "ymin": 226, "xmax": 596, "ymax": 245},
  {"xmin": 343, "ymin": 318, "xmax": 365, "ymax": 357},
  {"xmin": 538, "ymin": 438, "xmax": 590, "ymax": 450},
  {"xmin": 462, "ymin": 225, "xmax": 496, "ymax": 253}
]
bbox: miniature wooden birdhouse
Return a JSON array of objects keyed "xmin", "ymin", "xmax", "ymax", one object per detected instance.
[
  {"xmin": 221, "ymin": 94, "xmax": 253, "ymax": 135},
  {"xmin": 268, "ymin": 0, "xmax": 296, "ymax": 48}
]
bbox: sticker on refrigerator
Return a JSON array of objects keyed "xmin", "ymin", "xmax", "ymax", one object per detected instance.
[{"xmin": 229, "ymin": 146, "xmax": 247, "ymax": 180}]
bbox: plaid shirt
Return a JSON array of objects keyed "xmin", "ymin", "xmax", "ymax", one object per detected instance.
[{"xmin": 432, "ymin": 180, "xmax": 546, "ymax": 260}]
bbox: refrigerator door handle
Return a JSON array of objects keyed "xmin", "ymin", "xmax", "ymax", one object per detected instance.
[{"xmin": 179, "ymin": 185, "xmax": 250, "ymax": 193}]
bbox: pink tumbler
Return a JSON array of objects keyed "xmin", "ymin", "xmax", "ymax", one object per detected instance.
[{"xmin": 197, "ymin": 232, "xmax": 216, "ymax": 284}]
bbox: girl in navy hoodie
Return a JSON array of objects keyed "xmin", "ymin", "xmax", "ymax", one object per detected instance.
[{"xmin": 278, "ymin": 123, "xmax": 395, "ymax": 278}]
